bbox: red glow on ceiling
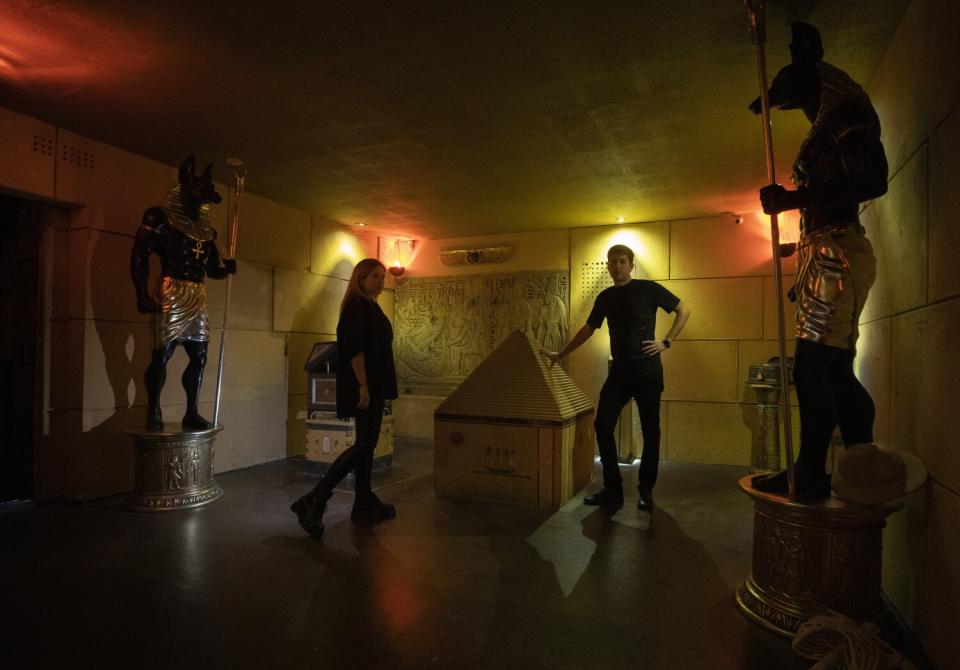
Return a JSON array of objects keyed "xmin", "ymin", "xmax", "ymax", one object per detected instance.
[{"xmin": 0, "ymin": 2, "xmax": 157, "ymax": 89}]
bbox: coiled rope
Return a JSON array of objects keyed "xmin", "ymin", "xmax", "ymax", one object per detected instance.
[{"xmin": 791, "ymin": 613, "xmax": 918, "ymax": 670}]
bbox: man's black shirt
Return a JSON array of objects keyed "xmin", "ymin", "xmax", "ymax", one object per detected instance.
[{"xmin": 587, "ymin": 279, "xmax": 680, "ymax": 379}]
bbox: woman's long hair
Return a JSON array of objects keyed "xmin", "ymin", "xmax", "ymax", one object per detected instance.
[{"xmin": 340, "ymin": 258, "xmax": 386, "ymax": 313}]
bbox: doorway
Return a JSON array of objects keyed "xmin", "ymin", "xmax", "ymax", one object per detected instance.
[{"xmin": 0, "ymin": 194, "xmax": 43, "ymax": 504}]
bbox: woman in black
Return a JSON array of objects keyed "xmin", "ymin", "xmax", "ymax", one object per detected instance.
[{"xmin": 291, "ymin": 258, "xmax": 398, "ymax": 538}]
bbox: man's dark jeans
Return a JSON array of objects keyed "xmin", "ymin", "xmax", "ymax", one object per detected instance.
[{"xmin": 594, "ymin": 371, "xmax": 662, "ymax": 492}]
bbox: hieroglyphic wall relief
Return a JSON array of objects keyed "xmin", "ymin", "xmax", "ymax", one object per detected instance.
[{"xmin": 395, "ymin": 271, "xmax": 569, "ymax": 392}]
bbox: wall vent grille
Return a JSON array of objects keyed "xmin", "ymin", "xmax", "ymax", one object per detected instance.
[
  {"xmin": 60, "ymin": 144, "xmax": 96, "ymax": 169},
  {"xmin": 579, "ymin": 261, "xmax": 609, "ymax": 300},
  {"xmin": 32, "ymin": 134, "xmax": 55, "ymax": 157}
]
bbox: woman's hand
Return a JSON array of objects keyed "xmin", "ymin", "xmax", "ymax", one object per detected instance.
[{"xmin": 357, "ymin": 384, "xmax": 370, "ymax": 410}]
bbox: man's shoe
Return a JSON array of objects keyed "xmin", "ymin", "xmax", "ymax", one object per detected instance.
[
  {"xmin": 351, "ymin": 493, "xmax": 396, "ymax": 521},
  {"xmin": 584, "ymin": 488, "xmax": 624, "ymax": 506},
  {"xmin": 290, "ymin": 492, "xmax": 328, "ymax": 538},
  {"xmin": 637, "ymin": 488, "xmax": 654, "ymax": 511}
]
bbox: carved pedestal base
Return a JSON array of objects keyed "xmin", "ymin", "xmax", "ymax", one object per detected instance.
[
  {"xmin": 125, "ymin": 426, "xmax": 223, "ymax": 511},
  {"xmin": 735, "ymin": 474, "xmax": 898, "ymax": 637}
]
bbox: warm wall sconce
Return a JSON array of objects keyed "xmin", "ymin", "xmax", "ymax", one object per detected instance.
[{"xmin": 379, "ymin": 237, "xmax": 416, "ymax": 276}]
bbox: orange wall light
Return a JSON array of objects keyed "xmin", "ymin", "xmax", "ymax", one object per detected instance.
[{"xmin": 378, "ymin": 237, "xmax": 417, "ymax": 277}]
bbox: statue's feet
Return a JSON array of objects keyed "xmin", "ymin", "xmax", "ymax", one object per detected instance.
[
  {"xmin": 752, "ymin": 470, "xmax": 831, "ymax": 499},
  {"xmin": 752, "ymin": 470, "xmax": 788, "ymax": 493},
  {"xmin": 181, "ymin": 412, "xmax": 214, "ymax": 431},
  {"xmin": 146, "ymin": 407, "xmax": 164, "ymax": 431}
]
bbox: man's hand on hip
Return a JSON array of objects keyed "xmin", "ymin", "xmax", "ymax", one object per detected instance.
[{"xmin": 642, "ymin": 340, "xmax": 668, "ymax": 355}]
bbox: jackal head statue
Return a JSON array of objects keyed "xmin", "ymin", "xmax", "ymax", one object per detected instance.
[{"xmin": 178, "ymin": 154, "xmax": 222, "ymax": 209}]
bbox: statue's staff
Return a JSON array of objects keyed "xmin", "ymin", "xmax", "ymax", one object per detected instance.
[
  {"xmin": 213, "ymin": 158, "xmax": 246, "ymax": 427},
  {"xmin": 745, "ymin": 0, "xmax": 796, "ymax": 497}
]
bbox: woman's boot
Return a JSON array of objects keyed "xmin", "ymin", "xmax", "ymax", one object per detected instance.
[
  {"xmin": 351, "ymin": 449, "xmax": 395, "ymax": 520},
  {"xmin": 351, "ymin": 492, "xmax": 396, "ymax": 520},
  {"xmin": 290, "ymin": 483, "xmax": 332, "ymax": 537}
]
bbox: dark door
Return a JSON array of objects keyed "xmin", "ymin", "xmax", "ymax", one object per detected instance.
[{"xmin": 0, "ymin": 194, "xmax": 42, "ymax": 504}]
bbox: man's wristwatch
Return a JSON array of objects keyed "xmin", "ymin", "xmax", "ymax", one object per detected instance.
[{"xmin": 662, "ymin": 339, "xmax": 671, "ymax": 349}]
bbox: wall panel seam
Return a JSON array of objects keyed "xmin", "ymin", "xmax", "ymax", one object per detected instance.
[{"xmin": 884, "ymin": 138, "xmax": 928, "ymax": 184}]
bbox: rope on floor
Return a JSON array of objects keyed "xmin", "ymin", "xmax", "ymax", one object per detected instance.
[{"xmin": 791, "ymin": 613, "xmax": 918, "ymax": 670}]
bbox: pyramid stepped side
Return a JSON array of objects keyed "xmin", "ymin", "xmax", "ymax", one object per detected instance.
[
  {"xmin": 543, "ymin": 361, "xmax": 594, "ymax": 419},
  {"xmin": 436, "ymin": 330, "xmax": 594, "ymax": 425}
]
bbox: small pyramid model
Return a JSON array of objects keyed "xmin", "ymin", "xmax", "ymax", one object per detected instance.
[{"xmin": 436, "ymin": 330, "xmax": 594, "ymax": 425}]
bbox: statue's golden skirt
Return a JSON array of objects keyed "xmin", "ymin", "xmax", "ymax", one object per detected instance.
[
  {"xmin": 794, "ymin": 226, "xmax": 876, "ymax": 350},
  {"xmin": 153, "ymin": 276, "xmax": 209, "ymax": 347}
]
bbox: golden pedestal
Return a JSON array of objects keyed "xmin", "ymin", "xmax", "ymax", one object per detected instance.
[
  {"xmin": 735, "ymin": 474, "xmax": 898, "ymax": 637},
  {"xmin": 125, "ymin": 426, "xmax": 223, "ymax": 511}
]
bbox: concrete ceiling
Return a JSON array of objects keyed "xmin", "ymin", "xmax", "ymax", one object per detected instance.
[{"xmin": 0, "ymin": 1, "xmax": 907, "ymax": 239}]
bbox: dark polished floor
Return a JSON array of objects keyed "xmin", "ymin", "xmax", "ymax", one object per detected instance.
[{"xmin": 4, "ymin": 440, "xmax": 816, "ymax": 669}]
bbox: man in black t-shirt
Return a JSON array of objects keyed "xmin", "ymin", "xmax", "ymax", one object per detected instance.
[{"xmin": 545, "ymin": 245, "xmax": 691, "ymax": 510}]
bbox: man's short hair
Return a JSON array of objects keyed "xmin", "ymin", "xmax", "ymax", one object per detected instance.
[{"xmin": 607, "ymin": 244, "xmax": 635, "ymax": 264}]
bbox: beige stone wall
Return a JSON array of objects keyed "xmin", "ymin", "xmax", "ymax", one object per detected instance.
[
  {"xmin": 568, "ymin": 219, "xmax": 800, "ymax": 466},
  {"xmin": 400, "ymin": 220, "xmax": 801, "ymax": 460},
  {"xmin": 1, "ymin": 105, "xmax": 382, "ymax": 500},
  {"xmin": 857, "ymin": 0, "xmax": 960, "ymax": 664}
]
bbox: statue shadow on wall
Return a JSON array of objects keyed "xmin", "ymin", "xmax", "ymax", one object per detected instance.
[{"xmin": 85, "ymin": 224, "xmax": 156, "ymax": 494}]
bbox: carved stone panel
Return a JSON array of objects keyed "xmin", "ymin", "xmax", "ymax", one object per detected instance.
[{"xmin": 395, "ymin": 271, "xmax": 569, "ymax": 393}]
